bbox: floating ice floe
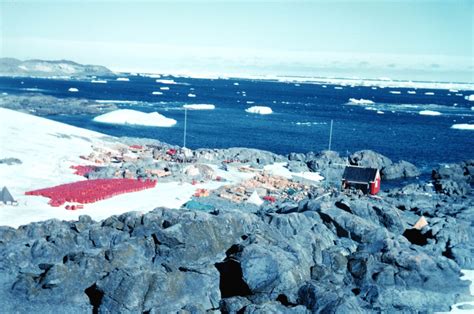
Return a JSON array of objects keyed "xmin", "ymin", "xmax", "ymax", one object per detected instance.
[
  {"xmin": 466, "ymin": 95, "xmax": 474, "ymax": 101},
  {"xmin": 245, "ymin": 106, "xmax": 273, "ymax": 115},
  {"xmin": 183, "ymin": 104, "xmax": 215, "ymax": 110},
  {"xmin": 152, "ymin": 91, "xmax": 163, "ymax": 95},
  {"xmin": 160, "ymin": 87, "xmax": 170, "ymax": 91},
  {"xmin": 377, "ymin": 111, "xmax": 384, "ymax": 114},
  {"xmin": 246, "ymin": 101, "xmax": 255, "ymax": 104},
  {"xmin": 424, "ymin": 92, "xmax": 435, "ymax": 96},
  {"xmin": 93, "ymin": 109, "xmax": 177, "ymax": 127},
  {"xmin": 233, "ymin": 82, "xmax": 239, "ymax": 86},
  {"xmin": 156, "ymin": 79, "xmax": 177, "ymax": 84},
  {"xmin": 365, "ymin": 107, "xmax": 377, "ymax": 111},
  {"xmin": 348, "ymin": 98, "xmax": 374, "ymax": 105},
  {"xmin": 68, "ymin": 88, "xmax": 79, "ymax": 92},
  {"xmin": 407, "ymin": 91, "xmax": 417, "ymax": 94},
  {"xmin": 419, "ymin": 110, "xmax": 442, "ymax": 116},
  {"xmin": 334, "ymin": 86, "xmax": 343, "ymax": 90},
  {"xmin": 187, "ymin": 93, "xmax": 196, "ymax": 98},
  {"xmin": 389, "ymin": 91, "xmax": 401, "ymax": 94},
  {"xmin": 116, "ymin": 77, "xmax": 130, "ymax": 81},
  {"xmin": 451, "ymin": 124, "xmax": 474, "ymax": 130},
  {"xmin": 91, "ymin": 80, "xmax": 107, "ymax": 84}
]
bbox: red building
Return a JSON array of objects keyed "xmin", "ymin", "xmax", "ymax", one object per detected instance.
[{"xmin": 341, "ymin": 166, "xmax": 381, "ymax": 195}]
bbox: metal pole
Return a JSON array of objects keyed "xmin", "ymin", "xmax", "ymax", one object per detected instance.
[
  {"xmin": 328, "ymin": 119, "xmax": 333, "ymax": 151},
  {"xmin": 183, "ymin": 107, "xmax": 187, "ymax": 148}
]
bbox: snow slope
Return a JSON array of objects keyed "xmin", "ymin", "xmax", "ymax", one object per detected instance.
[{"xmin": 0, "ymin": 109, "xmax": 246, "ymax": 227}]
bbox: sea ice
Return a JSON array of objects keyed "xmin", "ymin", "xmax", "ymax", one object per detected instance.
[
  {"xmin": 91, "ymin": 80, "xmax": 107, "ymax": 84},
  {"xmin": 419, "ymin": 110, "xmax": 442, "ymax": 116},
  {"xmin": 93, "ymin": 109, "xmax": 177, "ymax": 127},
  {"xmin": 245, "ymin": 106, "xmax": 273, "ymax": 115},
  {"xmin": 116, "ymin": 77, "xmax": 130, "ymax": 81},
  {"xmin": 160, "ymin": 87, "xmax": 170, "ymax": 90},
  {"xmin": 424, "ymin": 92, "xmax": 435, "ymax": 95},
  {"xmin": 348, "ymin": 98, "xmax": 374, "ymax": 105},
  {"xmin": 156, "ymin": 79, "xmax": 177, "ymax": 84},
  {"xmin": 188, "ymin": 93, "xmax": 196, "ymax": 98},
  {"xmin": 389, "ymin": 91, "xmax": 401, "ymax": 94},
  {"xmin": 466, "ymin": 95, "xmax": 474, "ymax": 101},
  {"xmin": 451, "ymin": 124, "xmax": 474, "ymax": 130},
  {"xmin": 183, "ymin": 104, "xmax": 215, "ymax": 110},
  {"xmin": 68, "ymin": 87, "xmax": 79, "ymax": 92},
  {"xmin": 407, "ymin": 91, "xmax": 417, "ymax": 94},
  {"xmin": 152, "ymin": 91, "xmax": 163, "ymax": 95}
]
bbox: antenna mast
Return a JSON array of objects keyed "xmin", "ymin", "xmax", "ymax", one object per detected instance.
[
  {"xmin": 183, "ymin": 107, "xmax": 187, "ymax": 148},
  {"xmin": 328, "ymin": 119, "xmax": 333, "ymax": 151}
]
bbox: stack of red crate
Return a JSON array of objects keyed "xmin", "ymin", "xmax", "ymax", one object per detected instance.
[{"xmin": 25, "ymin": 179, "xmax": 157, "ymax": 207}]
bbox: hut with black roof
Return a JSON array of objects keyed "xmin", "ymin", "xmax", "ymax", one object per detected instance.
[{"xmin": 341, "ymin": 165, "xmax": 381, "ymax": 195}]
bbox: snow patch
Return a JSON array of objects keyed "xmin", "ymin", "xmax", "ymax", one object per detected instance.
[
  {"xmin": 245, "ymin": 106, "xmax": 273, "ymax": 115},
  {"xmin": 93, "ymin": 109, "xmax": 177, "ymax": 127}
]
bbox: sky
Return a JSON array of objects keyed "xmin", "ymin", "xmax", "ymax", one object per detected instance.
[{"xmin": 1, "ymin": 0, "xmax": 473, "ymax": 82}]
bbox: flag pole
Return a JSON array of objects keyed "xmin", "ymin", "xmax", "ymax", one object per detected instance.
[{"xmin": 328, "ymin": 119, "xmax": 333, "ymax": 151}]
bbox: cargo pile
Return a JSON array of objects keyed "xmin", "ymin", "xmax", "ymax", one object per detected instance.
[{"xmin": 25, "ymin": 178, "xmax": 156, "ymax": 206}]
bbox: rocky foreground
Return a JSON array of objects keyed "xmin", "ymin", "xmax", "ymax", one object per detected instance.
[{"xmin": 0, "ymin": 152, "xmax": 473, "ymax": 313}]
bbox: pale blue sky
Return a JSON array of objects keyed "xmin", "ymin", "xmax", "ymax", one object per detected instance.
[{"xmin": 1, "ymin": 1, "xmax": 473, "ymax": 81}]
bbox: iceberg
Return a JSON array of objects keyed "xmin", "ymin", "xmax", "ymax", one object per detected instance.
[
  {"xmin": 466, "ymin": 95, "xmax": 474, "ymax": 101},
  {"xmin": 156, "ymin": 79, "xmax": 177, "ymax": 84},
  {"xmin": 160, "ymin": 87, "xmax": 170, "ymax": 90},
  {"xmin": 116, "ymin": 77, "xmax": 129, "ymax": 81},
  {"xmin": 91, "ymin": 80, "xmax": 107, "ymax": 84},
  {"xmin": 245, "ymin": 106, "xmax": 273, "ymax": 115},
  {"xmin": 389, "ymin": 91, "xmax": 401, "ymax": 94},
  {"xmin": 68, "ymin": 87, "xmax": 79, "ymax": 92},
  {"xmin": 183, "ymin": 104, "xmax": 215, "ymax": 110},
  {"xmin": 348, "ymin": 98, "xmax": 374, "ymax": 105},
  {"xmin": 451, "ymin": 124, "xmax": 474, "ymax": 130},
  {"xmin": 407, "ymin": 91, "xmax": 417, "ymax": 94},
  {"xmin": 419, "ymin": 110, "xmax": 441, "ymax": 116},
  {"xmin": 334, "ymin": 86, "xmax": 343, "ymax": 90},
  {"xmin": 93, "ymin": 109, "xmax": 177, "ymax": 127},
  {"xmin": 424, "ymin": 92, "xmax": 435, "ymax": 95},
  {"xmin": 152, "ymin": 91, "xmax": 163, "ymax": 95},
  {"xmin": 377, "ymin": 111, "xmax": 384, "ymax": 114},
  {"xmin": 188, "ymin": 93, "xmax": 196, "ymax": 98}
]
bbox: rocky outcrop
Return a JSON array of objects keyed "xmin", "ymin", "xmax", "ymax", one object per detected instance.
[
  {"xmin": 349, "ymin": 150, "xmax": 420, "ymax": 180},
  {"xmin": 0, "ymin": 93, "xmax": 118, "ymax": 116},
  {"xmin": 0, "ymin": 58, "xmax": 114, "ymax": 77},
  {"xmin": 1, "ymin": 181, "xmax": 472, "ymax": 312},
  {"xmin": 432, "ymin": 160, "xmax": 473, "ymax": 196}
]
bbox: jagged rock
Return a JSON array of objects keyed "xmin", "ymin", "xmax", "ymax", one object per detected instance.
[
  {"xmin": 349, "ymin": 150, "xmax": 392, "ymax": 170},
  {"xmin": 383, "ymin": 160, "xmax": 420, "ymax": 180}
]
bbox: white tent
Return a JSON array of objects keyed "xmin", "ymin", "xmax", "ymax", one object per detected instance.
[{"xmin": 246, "ymin": 190, "xmax": 263, "ymax": 206}]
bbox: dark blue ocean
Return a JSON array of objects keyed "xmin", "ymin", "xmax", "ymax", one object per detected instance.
[{"xmin": 1, "ymin": 75, "xmax": 473, "ymax": 171}]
